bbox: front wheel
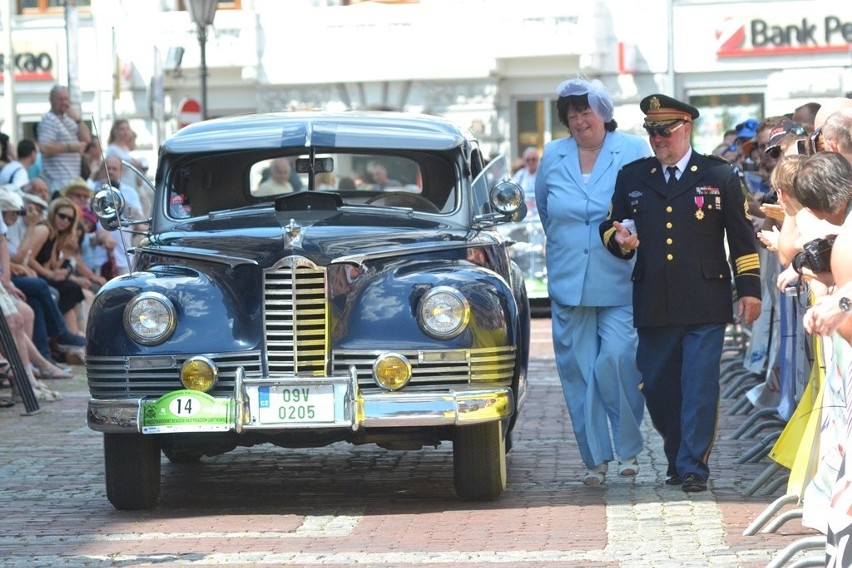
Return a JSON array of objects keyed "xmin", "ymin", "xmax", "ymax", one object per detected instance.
[
  {"xmin": 453, "ymin": 421, "xmax": 507, "ymax": 501},
  {"xmin": 104, "ymin": 433, "xmax": 161, "ymax": 510}
]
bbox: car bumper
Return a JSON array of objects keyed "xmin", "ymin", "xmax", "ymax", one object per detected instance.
[{"xmin": 87, "ymin": 366, "xmax": 515, "ymax": 434}]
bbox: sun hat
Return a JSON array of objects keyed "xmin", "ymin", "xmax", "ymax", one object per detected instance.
[
  {"xmin": 0, "ymin": 186, "xmax": 23, "ymax": 212},
  {"xmin": 21, "ymin": 192, "xmax": 49, "ymax": 210},
  {"xmin": 60, "ymin": 177, "xmax": 93, "ymax": 198}
]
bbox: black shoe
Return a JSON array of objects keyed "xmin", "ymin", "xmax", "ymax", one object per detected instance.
[
  {"xmin": 682, "ymin": 473, "xmax": 707, "ymax": 492},
  {"xmin": 665, "ymin": 474, "xmax": 682, "ymax": 486}
]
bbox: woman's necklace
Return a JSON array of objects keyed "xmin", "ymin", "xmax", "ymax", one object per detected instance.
[{"xmin": 578, "ymin": 139, "xmax": 604, "ymax": 152}]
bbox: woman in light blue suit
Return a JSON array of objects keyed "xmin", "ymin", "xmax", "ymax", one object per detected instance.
[{"xmin": 535, "ymin": 78, "xmax": 651, "ymax": 485}]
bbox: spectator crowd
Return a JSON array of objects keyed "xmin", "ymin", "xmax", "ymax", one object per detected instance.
[
  {"xmin": 707, "ymin": 97, "xmax": 852, "ymax": 563},
  {"xmin": 0, "ymin": 84, "xmax": 151, "ymax": 405}
]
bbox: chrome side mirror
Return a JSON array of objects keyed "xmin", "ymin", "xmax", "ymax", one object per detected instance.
[
  {"xmin": 489, "ymin": 180, "xmax": 526, "ymax": 222},
  {"xmin": 90, "ymin": 184, "xmax": 125, "ymax": 231}
]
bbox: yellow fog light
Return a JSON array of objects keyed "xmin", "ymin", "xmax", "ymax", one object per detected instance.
[
  {"xmin": 180, "ymin": 356, "xmax": 218, "ymax": 392},
  {"xmin": 373, "ymin": 353, "xmax": 411, "ymax": 391}
]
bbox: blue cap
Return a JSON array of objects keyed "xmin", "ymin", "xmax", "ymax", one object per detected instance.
[{"xmin": 735, "ymin": 118, "xmax": 759, "ymax": 140}]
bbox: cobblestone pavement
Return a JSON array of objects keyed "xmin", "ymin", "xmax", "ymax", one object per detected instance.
[{"xmin": 0, "ymin": 320, "xmax": 822, "ymax": 567}]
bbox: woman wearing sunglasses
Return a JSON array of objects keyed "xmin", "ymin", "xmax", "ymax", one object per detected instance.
[
  {"xmin": 14, "ymin": 196, "xmax": 86, "ymax": 342},
  {"xmin": 534, "ymin": 78, "xmax": 651, "ymax": 486},
  {"xmin": 600, "ymin": 94, "xmax": 762, "ymax": 493}
]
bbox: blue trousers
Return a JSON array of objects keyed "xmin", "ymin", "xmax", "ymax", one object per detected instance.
[
  {"xmin": 636, "ymin": 323, "xmax": 725, "ymax": 480},
  {"xmin": 13, "ymin": 276, "xmax": 71, "ymax": 360},
  {"xmin": 552, "ymin": 302, "xmax": 644, "ymax": 469}
]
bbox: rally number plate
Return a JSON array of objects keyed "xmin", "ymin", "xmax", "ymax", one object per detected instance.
[
  {"xmin": 142, "ymin": 390, "xmax": 232, "ymax": 434},
  {"xmin": 256, "ymin": 384, "xmax": 335, "ymax": 425}
]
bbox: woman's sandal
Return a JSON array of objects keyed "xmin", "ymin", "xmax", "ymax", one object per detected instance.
[
  {"xmin": 36, "ymin": 365, "xmax": 74, "ymax": 380},
  {"xmin": 618, "ymin": 457, "xmax": 640, "ymax": 478},
  {"xmin": 583, "ymin": 462, "xmax": 608, "ymax": 486}
]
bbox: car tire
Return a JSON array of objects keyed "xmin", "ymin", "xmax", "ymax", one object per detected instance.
[
  {"xmin": 162, "ymin": 448, "xmax": 204, "ymax": 464},
  {"xmin": 452, "ymin": 421, "xmax": 507, "ymax": 501},
  {"xmin": 104, "ymin": 433, "xmax": 161, "ymax": 510}
]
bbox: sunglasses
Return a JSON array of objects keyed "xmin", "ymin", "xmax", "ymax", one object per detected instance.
[
  {"xmin": 56, "ymin": 212, "xmax": 76, "ymax": 223},
  {"xmin": 766, "ymin": 145, "xmax": 783, "ymax": 159},
  {"xmin": 644, "ymin": 121, "xmax": 686, "ymax": 138}
]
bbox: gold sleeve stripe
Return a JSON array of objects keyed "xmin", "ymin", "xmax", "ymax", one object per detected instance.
[
  {"xmin": 603, "ymin": 226, "xmax": 617, "ymax": 246},
  {"xmin": 735, "ymin": 253, "xmax": 760, "ymax": 273}
]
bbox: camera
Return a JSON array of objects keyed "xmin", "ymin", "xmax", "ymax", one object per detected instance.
[{"xmin": 792, "ymin": 234, "xmax": 836, "ymax": 275}]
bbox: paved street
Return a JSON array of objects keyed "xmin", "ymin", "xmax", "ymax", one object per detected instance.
[{"xmin": 0, "ymin": 319, "xmax": 820, "ymax": 567}]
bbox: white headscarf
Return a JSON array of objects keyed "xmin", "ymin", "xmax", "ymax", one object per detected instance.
[{"xmin": 555, "ymin": 78, "xmax": 615, "ymax": 123}]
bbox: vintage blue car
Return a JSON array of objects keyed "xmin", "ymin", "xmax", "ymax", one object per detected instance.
[{"xmin": 85, "ymin": 111, "xmax": 531, "ymax": 510}]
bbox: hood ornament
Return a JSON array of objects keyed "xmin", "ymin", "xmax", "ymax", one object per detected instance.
[{"xmin": 285, "ymin": 218, "xmax": 303, "ymax": 247}]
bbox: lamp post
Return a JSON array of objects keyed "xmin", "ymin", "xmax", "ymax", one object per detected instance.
[{"xmin": 187, "ymin": 0, "xmax": 218, "ymax": 120}]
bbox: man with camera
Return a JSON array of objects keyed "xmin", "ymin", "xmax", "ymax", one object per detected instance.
[{"xmin": 794, "ymin": 152, "xmax": 852, "ymax": 343}]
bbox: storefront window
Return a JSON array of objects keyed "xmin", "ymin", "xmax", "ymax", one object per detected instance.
[{"xmin": 690, "ymin": 93, "xmax": 764, "ymax": 155}]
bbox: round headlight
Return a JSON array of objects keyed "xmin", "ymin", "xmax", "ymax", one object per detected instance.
[
  {"xmin": 124, "ymin": 292, "xmax": 177, "ymax": 345},
  {"xmin": 418, "ymin": 286, "xmax": 470, "ymax": 340},
  {"xmin": 373, "ymin": 353, "xmax": 411, "ymax": 391},
  {"xmin": 181, "ymin": 356, "xmax": 218, "ymax": 392}
]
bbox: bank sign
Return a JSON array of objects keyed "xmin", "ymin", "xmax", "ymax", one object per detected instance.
[{"xmin": 716, "ymin": 15, "xmax": 852, "ymax": 57}]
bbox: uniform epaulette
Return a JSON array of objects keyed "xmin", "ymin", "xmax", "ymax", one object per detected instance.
[{"xmin": 620, "ymin": 155, "xmax": 655, "ymax": 170}]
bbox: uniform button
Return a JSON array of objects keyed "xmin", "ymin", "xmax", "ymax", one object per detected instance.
[
  {"xmin": 584, "ymin": 249, "xmax": 589, "ymax": 254},
  {"xmin": 666, "ymin": 238, "xmax": 673, "ymax": 245},
  {"xmin": 666, "ymin": 206, "xmax": 673, "ymax": 213},
  {"xmin": 667, "ymin": 254, "xmax": 674, "ymax": 261},
  {"xmin": 585, "ymin": 220, "xmax": 589, "ymax": 225},
  {"xmin": 666, "ymin": 222, "xmax": 673, "ymax": 228}
]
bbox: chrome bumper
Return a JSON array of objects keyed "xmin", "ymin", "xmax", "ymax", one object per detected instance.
[{"xmin": 87, "ymin": 366, "xmax": 514, "ymax": 434}]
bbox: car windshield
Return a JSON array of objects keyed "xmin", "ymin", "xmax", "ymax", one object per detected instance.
[{"xmin": 166, "ymin": 151, "xmax": 459, "ymax": 219}]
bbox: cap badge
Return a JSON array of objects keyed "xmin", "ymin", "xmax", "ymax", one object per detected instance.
[{"xmin": 649, "ymin": 97, "xmax": 661, "ymax": 111}]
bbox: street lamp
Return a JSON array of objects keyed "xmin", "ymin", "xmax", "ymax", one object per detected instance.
[{"xmin": 187, "ymin": 0, "xmax": 218, "ymax": 120}]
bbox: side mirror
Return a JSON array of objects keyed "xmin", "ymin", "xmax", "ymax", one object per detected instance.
[
  {"xmin": 90, "ymin": 184, "xmax": 125, "ymax": 231},
  {"xmin": 489, "ymin": 181, "xmax": 525, "ymax": 221}
]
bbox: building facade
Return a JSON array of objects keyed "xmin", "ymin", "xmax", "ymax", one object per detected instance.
[{"xmin": 1, "ymin": 0, "xmax": 850, "ymax": 170}]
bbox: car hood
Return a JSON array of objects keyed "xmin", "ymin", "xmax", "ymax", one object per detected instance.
[{"xmin": 147, "ymin": 209, "xmax": 474, "ymax": 267}]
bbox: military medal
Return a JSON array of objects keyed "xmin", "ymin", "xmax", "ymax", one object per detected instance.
[{"xmin": 694, "ymin": 196, "xmax": 704, "ymax": 220}]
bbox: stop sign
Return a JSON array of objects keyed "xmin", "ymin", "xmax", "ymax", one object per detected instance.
[{"xmin": 177, "ymin": 97, "xmax": 202, "ymax": 128}]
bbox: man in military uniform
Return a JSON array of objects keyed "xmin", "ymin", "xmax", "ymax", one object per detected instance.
[{"xmin": 599, "ymin": 94, "xmax": 762, "ymax": 492}]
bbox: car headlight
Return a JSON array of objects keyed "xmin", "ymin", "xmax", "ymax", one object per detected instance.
[
  {"xmin": 124, "ymin": 291, "xmax": 177, "ymax": 345},
  {"xmin": 417, "ymin": 286, "xmax": 470, "ymax": 340}
]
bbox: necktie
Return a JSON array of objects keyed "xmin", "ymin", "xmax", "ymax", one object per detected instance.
[{"xmin": 666, "ymin": 166, "xmax": 678, "ymax": 188}]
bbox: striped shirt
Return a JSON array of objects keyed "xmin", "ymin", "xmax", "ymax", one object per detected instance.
[{"xmin": 37, "ymin": 111, "xmax": 82, "ymax": 194}]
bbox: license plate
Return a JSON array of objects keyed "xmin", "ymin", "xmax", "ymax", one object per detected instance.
[
  {"xmin": 256, "ymin": 384, "xmax": 335, "ymax": 424},
  {"xmin": 142, "ymin": 390, "xmax": 233, "ymax": 434}
]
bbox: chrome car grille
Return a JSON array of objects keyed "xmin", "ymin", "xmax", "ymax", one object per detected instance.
[
  {"xmin": 86, "ymin": 352, "xmax": 263, "ymax": 398},
  {"xmin": 264, "ymin": 259, "xmax": 328, "ymax": 376},
  {"xmin": 332, "ymin": 346, "xmax": 516, "ymax": 391}
]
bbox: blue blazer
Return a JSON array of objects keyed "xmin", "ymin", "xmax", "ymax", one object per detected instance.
[{"xmin": 535, "ymin": 130, "xmax": 651, "ymax": 306}]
